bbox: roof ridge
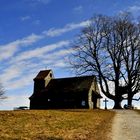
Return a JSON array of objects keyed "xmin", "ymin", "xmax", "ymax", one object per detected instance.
[{"xmin": 53, "ymin": 75, "xmax": 95, "ymax": 80}]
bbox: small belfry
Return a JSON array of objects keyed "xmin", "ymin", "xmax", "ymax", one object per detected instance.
[
  {"xmin": 29, "ymin": 69, "xmax": 102, "ymax": 109},
  {"xmin": 33, "ymin": 70, "xmax": 53, "ymax": 93}
]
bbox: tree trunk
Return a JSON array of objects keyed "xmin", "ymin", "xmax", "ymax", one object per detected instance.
[
  {"xmin": 127, "ymin": 82, "xmax": 133, "ymax": 107},
  {"xmin": 128, "ymin": 93, "xmax": 133, "ymax": 107},
  {"xmin": 113, "ymin": 80, "xmax": 122, "ymax": 109},
  {"xmin": 113, "ymin": 99, "xmax": 122, "ymax": 109}
]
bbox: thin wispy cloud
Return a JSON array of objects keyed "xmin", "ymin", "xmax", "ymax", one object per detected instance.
[
  {"xmin": 30, "ymin": 0, "xmax": 51, "ymax": 5},
  {"xmin": 0, "ymin": 19, "xmax": 89, "ymax": 109},
  {"xmin": 1, "ymin": 40, "xmax": 72, "ymax": 91},
  {"xmin": 73, "ymin": 5, "xmax": 83, "ymax": 13},
  {"xmin": 1, "ymin": 0, "xmax": 140, "ymax": 110},
  {"xmin": 21, "ymin": 16, "xmax": 31, "ymax": 21},
  {"xmin": 6, "ymin": 74, "xmax": 34, "ymax": 90},
  {"xmin": 119, "ymin": 5, "xmax": 140, "ymax": 18},
  {"xmin": 44, "ymin": 20, "xmax": 90, "ymax": 37},
  {"xmin": 0, "ymin": 34, "xmax": 43, "ymax": 61},
  {"xmin": 35, "ymin": 0, "xmax": 51, "ymax": 4},
  {"xmin": 128, "ymin": 5, "xmax": 140, "ymax": 13},
  {"xmin": 11, "ymin": 40, "xmax": 70, "ymax": 63},
  {"xmin": 1, "ymin": 61, "xmax": 40, "ymax": 91},
  {"xmin": 2, "ymin": 95, "xmax": 29, "ymax": 109},
  {"xmin": 0, "ymin": 65, "xmax": 22, "ymax": 84},
  {"xmin": 34, "ymin": 20, "xmax": 41, "ymax": 25},
  {"xmin": 0, "ymin": 20, "xmax": 89, "ymax": 61}
]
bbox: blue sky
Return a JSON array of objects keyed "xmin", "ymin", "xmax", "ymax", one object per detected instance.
[{"xmin": 0, "ymin": 0, "xmax": 140, "ymax": 110}]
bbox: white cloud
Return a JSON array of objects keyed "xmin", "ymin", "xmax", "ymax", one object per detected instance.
[
  {"xmin": 0, "ymin": 20, "xmax": 89, "ymax": 62},
  {"xmin": 44, "ymin": 20, "xmax": 90, "ymax": 37},
  {"xmin": 0, "ymin": 65, "xmax": 22, "ymax": 84},
  {"xmin": 6, "ymin": 74, "xmax": 34, "ymax": 90},
  {"xmin": 128, "ymin": 5, "xmax": 140, "ymax": 13},
  {"xmin": 11, "ymin": 40, "xmax": 70, "ymax": 63},
  {"xmin": 0, "ymin": 33, "xmax": 43, "ymax": 61},
  {"xmin": 40, "ymin": 47, "xmax": 74, "ymax": 60},
  {"xmin": 53, "ymin": 61, "xmax": 68, "ymax": 68},
  {"xmin": 0, "ymin": 40, "xmax": 71, "ymax": 91},
  {"xmin": 0, "ymin": 95, "xmax": 30, "ymax": 110},
  {"xmin": 0, "ymin": 19, "xmax": 90, "ymax": 99},
  {"xmin": 0, "ymin": 61, "xmax": 41, "ymax": 91},
  {"xmin": 0, "ymin": 44, "xmax": 18, "ymax": 61},
  {"xmin": 40, "ymin": 48, "xmax": 74, "ymax": 68},
  {"xmin": 18, "ymin": 33, "xmax": 43, "ymax": 45}
]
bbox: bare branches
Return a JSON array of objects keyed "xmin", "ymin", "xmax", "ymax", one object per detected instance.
[
  {"xmin": 70, "ymin": 13, "xmax": 140, "ymax": 108},
  {"xmin": 0, "ymin": 82, "xmax": 6, "ymax": 100}
]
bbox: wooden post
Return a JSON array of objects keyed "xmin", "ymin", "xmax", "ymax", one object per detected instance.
[{"xmin": 103, "ymin": 98, "xmax": 108, "ymax": 110}]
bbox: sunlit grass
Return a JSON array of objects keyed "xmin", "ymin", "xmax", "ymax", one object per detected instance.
[{"xmin": 0, "ymin": 109, "xmax": 115, "ymax": 140}]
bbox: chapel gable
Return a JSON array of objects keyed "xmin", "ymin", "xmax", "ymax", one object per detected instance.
[{"xmin": 33, "ymin": 70, "xmax": 53, "ymax": 93}]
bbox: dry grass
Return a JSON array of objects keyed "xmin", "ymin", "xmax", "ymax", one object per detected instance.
[
  {"xmin": 0, "ymin": 109, "xmax": 115, "ymax": 140},
  {"xmin": 136, "ymin": 110, "xmax": 140, "ymax": 114}
]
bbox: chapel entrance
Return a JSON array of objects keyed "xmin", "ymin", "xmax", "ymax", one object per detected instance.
[
  {"xmin": 92, "ymin": 92, "xmax": 97, "ymax": 109},
  {"xmin": 92, "ymin": 91, "xmax": 102, "ymax": 109}
]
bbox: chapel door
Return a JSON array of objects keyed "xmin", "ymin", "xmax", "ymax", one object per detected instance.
[{"xmin": 92, "ymin": 92, "xmax": 97, "ymax": 109}]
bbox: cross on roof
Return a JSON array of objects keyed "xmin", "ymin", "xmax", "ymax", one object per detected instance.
[{"xmin": 103, "ymin": 98, "xmax": 108, "ymax": 110}]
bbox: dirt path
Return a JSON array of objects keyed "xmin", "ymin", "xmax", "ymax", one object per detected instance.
[{"xmin": 111, "ymin": 110, "xmax": 140, "ymax": 140}]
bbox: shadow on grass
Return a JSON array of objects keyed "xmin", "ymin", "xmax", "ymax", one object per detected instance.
[
  {"xmin": 34, "ymin": 136, "xmax": 63, "ymax": 140},
  {"xmin": 58, "ymin": 109, "xmax": 91, "ymax": 113},
  {"xmin": 47, "ymin": 137, "xmax": 63, "ymax": 140}
]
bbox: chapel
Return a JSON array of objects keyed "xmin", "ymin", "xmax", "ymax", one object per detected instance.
[{"xmin": 29, "ymin": 70, "xmax": 102, "ymax": 109}]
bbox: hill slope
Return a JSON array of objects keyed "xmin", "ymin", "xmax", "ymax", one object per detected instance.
[{"xmin": 0, "ymin": 110, "xmax": 115, "ymax": 140}]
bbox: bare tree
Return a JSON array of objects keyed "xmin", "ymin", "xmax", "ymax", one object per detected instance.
[
  {"xmin": 119, "ymin": 14, "xmax": 140, "ymax": 106},
  {"xmin": 71, "ymin": 15, "xmax": 123, "ymax": 109},
  {"xmin": 70, "ymin": 13, "xmax": 140, "ymax": 109},
  {"xmin": 0, "ymin": 82, "xmax": 6, "ymax": 100}
]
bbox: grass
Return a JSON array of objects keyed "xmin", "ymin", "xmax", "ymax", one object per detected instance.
[
  {"xmin": 136, "ymin": 110, "xmax": 140, "ymax": 114},
  {"xmin": 0, "ymin": 109, "xmax": 115, "ymax": 140}
]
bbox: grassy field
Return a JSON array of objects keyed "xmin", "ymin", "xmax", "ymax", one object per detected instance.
[
  {"xmin": 0, "ymin": 110, "xmax": 115, "ymax": 140},
  {"xmin": 136, "ymin": 110, "xmax": 140, "ymax": 114}
]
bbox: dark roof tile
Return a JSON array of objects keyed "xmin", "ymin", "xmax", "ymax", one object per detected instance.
[{"xmin": 44, "ymin": 76, "xmax": 95, "ymax": 94}]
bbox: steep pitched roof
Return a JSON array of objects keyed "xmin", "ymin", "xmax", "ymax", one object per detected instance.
[
  {"xmin": 44, "ymin": 76, "xmax": 95, "ymax": 94},
  {"xmin": 34, "ymin": 70, "xmax": 51, "ymax": 80}
]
